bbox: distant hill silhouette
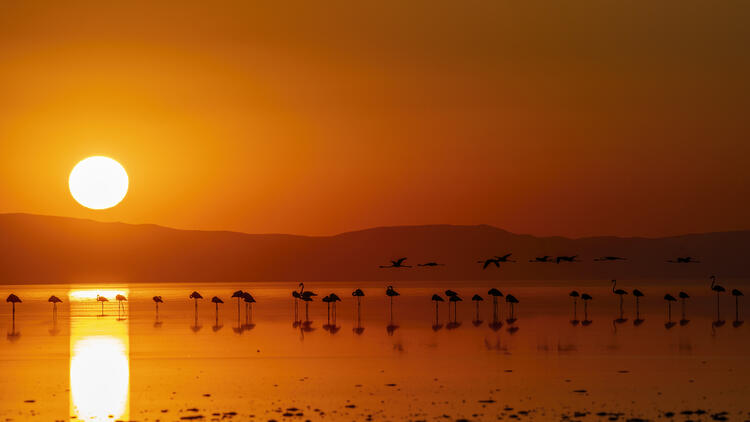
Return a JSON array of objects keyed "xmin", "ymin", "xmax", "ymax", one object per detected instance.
[{"xmin": 1, "ymin": 213, "xmax": 748, "ymax": 284}]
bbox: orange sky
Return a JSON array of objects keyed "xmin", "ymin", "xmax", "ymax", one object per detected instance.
[{"xmin": 1, "ymin": 1, "xmax": 749, "ymax": 238}]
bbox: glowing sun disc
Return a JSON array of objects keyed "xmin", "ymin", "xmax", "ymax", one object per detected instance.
[{"xmin": 69, "ymin": 156, "xmax": 129, "ymax": 209}]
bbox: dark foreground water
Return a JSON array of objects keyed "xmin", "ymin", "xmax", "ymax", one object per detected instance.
[{"xmin": 1, "ymin": 279, "xmax": 749, "ymax": 421}]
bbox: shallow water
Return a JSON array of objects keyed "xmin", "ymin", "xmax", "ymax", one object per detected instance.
[{"xmin": 1, "ymin": 279, "xmax": 749, "ymax": 421}]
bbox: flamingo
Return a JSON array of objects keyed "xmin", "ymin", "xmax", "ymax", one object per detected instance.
[
  {"xmin": 487, "ymin": 288, "xmax": 503, "ymax": 322},
  {"xmin": 445, "ymin": 290, "xmax": 459, "ymax": 320},
  {"xmin": 667, "ymin": 256, "xmax": 699, "ymax": 263},
  {"xmin": 417, "ymin": 262, "xmax": 443, "ymax": 267},
  {"xmin": 505, "ymin": 294, "xmax": 519, "ymax": 322},
  {"xmin": 431, "ymin": 294, "xmax": 444, "ymax": 323},
  {"xmin": 301, "ymin": 295, "xmax": 313, "ymax": 321},
  {"xmin": 710, "ymin": 276, "xmax": 725, "ymax": 320},
  {"xmin": 231, "ymin": 290, "xmax": 244, "ymax": 319},
  {"xmin": 732, "ymin": 289, "xmax": 744, "ymax": 323},
  {"xmin": 48, "ymin": 295, "xmax": 62, "ymax": 318},
  {"xmin": 632, "ymin": 289, "xmax": 644, "ymax": 320},
  {"xmin": 115, "ymin": 294, "xmax": 127, "ymax": 315},
  {"xmin": 611, "ymin": 280, "xmax": 628, "ymax": 318},
  {"xmin": 352, "ymin": 288, "xmax": 364, "ymax": 327},
  {"xmin": 556, "ymin": 255, "xmax": 578, "ymax": 264},
  {"xmin": 581, "ymin": 293, "xmax": 592, "ymax": 325},
  {"xmin": 322, "ymin": 295, "xmax": 333, "ymax": 323},
  {"xmin": 211, "ymin": 296, "xmax": 224, "ymax": 328},
  {"xmin": 677, "ymin": 291, "xmax": 690, "ymax": 325},
  {"xmin": 664, "ymin": 294, "xmax": 677, "ymax": 323},
  {"xmin": 478, "ymin": 257, "xmax": 501, "ymax": 269},
  {"xmin": 292, "ymin": 285, "xmax": 302, "ymax": 322},
  {"xmin": 529, "ymin": 256, "xmax": 552, "ymax": 263},
  {"xmin": 242, "ymin": 292, "xmax": 255, "ymax": 323},
  {"xmin": 471, "ymin": 294, "xmax": 483, "ymax": 324},
  {"xmin": 96, "ymin": 295, "xmax": 108, "ymax": 316},
  {"xmin": 449, "ymin": 295, "xmax": 463, "ymax": 324},
  {"xmin": 495, "ymin": 253, "xmax": 515, "ymax": 262},
  {"xmin": 569, "ymin": 290, "xmax": 580, "ymax": 323},
  {"xmin": 379, "ymin": 258, "xmax": 411, "ymax": 268},
  {"xmin": 152, "ymin": 296, "xmax": 163, "ymax": 313},
  {"xmin": 6, "ymin": 294, "xmax": 21, "ymax": 320},
  {"xmin": 386, "ymin": 285, "xmax": 400, "ymax": 320},
  {"xmin": 594, "ymin": 256, "xmax": 627, "ymax": 261}
]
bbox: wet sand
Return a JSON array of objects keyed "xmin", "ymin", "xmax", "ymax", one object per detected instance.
[{"xmin": 1, "ymin": 279, "xmax": 749, "ymax": 421}]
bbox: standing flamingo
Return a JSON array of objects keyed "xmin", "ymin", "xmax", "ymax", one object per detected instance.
[
  {"xmin": 710, "ymin": 275, "xmax": 725, "ymax": 321},
  {"xmin": 322, "ymin": 295, "xmax": 333, "ymax": 323},
  {"xmin": 152, "ymin": 296, "xmax": 163, "ymax": 313},
  {"xmin": 472, "ymin": 294, "xmax": 483, "ymax": 323},
  {"xmin": 581, "ymin": 293, "xmax": 592, "ymax": 325},
  {"xmin": 664, "ymin": 293, "xmax": 677, "ymax": 328},
  {"xmin": 96, "ymin": 295, "xmax": 108, "ymax": 316},
  {"xmin": 115, "ymin": 294, "xmax": 128, "ymax": 316},
  {"xmin": 632, "ymin": 289, "xmax": 644, "ymax": 320},
  {"xmin": 569, "ymin": 290, "xmax": 580, "ymax": 323},
  {"xmin": 431, "ymin": 294, "xmax": 444, "ymax": 324},
  {"xmin": 352, "ymin": 288, "xmax": 364, "ymax": 330},
  {"xmin": 732, "ymin": 289, "xmax": 744, "ymax": 324},
  {"xmin": 611, "ymin": 280, "xmax": 628, "ymax": 319},
  {"xmin": 505, "ymin": 294, "xmax": 519, "ymax": 322},
  {"xmin": 487, "ymin": 288, "xmax": 503, "ymax": 322},
  {"xmin": 211, "ymin": 296, "xmax": 224, "ymax": 329},
  {"xmin": 242, "ymin": 292, "xmax": 255, "ymax": 324},
  {"xmin": 678, "ymin": 291, "xmax": 690, "ymax": 324},
  {"xmin": 386, "ymin": 286, "xmax": 400, "ymax": 321},
  {"xmin": 448, "ymin": 295, "xmax": 463, "ymax": 324},
  {"xmin": 48, "ymin": 295, "xmax": 62, "ymax": 318},
  {"xmin": 231, "ymin": 290, "xmax": 244, "ymax": 319},
  {"xmin": 6, "ymin": 294, "xmax": 21, "ymax": 320},
  {"xmin": 292, "ymin": 286, "xmax": 302, "ymax": 322}
]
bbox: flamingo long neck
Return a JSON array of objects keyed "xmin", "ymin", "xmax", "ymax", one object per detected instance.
[
  {"xmin": 710, "ymin": 278, "xmax": 715, "ymax": 289},
  {"xmin": 612, "ymin": 280, "xmax": 616, "ymax": 293},
  {"xmin": 299, "ymin": 283, "xmax": 304, "ymax": 294}
]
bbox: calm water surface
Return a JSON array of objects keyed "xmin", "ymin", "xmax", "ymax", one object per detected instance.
[{"xmin": 1, "ymin": 279, "xmax": 749, "ymax": 421}]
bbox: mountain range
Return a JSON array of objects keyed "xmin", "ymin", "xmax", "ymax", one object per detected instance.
[{"xmin": 1, "ymin": 213, "xmax": 748, "ymax": 284}]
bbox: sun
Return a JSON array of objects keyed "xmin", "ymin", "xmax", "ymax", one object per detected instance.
[{"xmin": 69, "ymin": 156, "xmax": 129, "ymax": 210}]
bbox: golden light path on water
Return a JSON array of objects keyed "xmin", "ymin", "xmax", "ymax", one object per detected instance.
[{"xmin": 69, "ymin": 289, "xmax": 130, "ymax": 421}]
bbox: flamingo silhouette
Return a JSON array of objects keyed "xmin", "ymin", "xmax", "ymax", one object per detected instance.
[
  {"xmin": 472, "ymin": 294, "xmax": 483, "ymax": 323},
  {"xmin": 352, "ymin": 288, "xmax": 365, "ymax": 328},
  {"xmin": 569, "ymin": 290, "xmax": 580, "ymax": 324},
  {"xmin": 495, "ymin": 253, "xmax": 515, "ymax": 262},
  {"xmin": 242, "ymin": 292, "xmax": 255, "ymax": 324},
  {"xmin": 594, "ymin": 256, "xmax": 627, "ymax": 261},
  {"xmin": 301, "ymin": 294, "xmax": 314, "ymax": 321},
  {"xmin": 477, "ymin": 257, "xmax": 501, "ymax": 269},
  {"xmin": 211, "ymin": 296, "xmax": 224, "ymax": 330},
  {"xmin": 6, "ymin": 294, "xmax": 21, "ymax": 321},
  {"xmin": 48, "ymin": 295, "xmax": 62, "ymax": 318},
  {"xmin": 431, "ymin": 294, "xmax": 444, "ymax": 324},
  {"xmin": 732, "ymin": 289, "xmax": 744, "ymax": 324},
  {"xmin": 417, "ymin": 262, "xmax": 443, "ymax": 267},
  {"xmin": 380, "ymin": 258, "xmax": 411, "ymax": 268},
  {"xmin": 611, "ymin": 280, "xmax": 628, "ymax": 319},
  {"xmin": 231, "ymin": 290, "xmax": 244, "ymax": 319},
  {"xmin": 115, "ymin": 294, "xmax": 127, "ymax": 317},
  {"xmin": 581, "ymin": 293, "xmax": 592, "ymax": 325},
  {"xmin": 529, "ymin": 256, "xmax": 552, "ymax": 263},
  {"xmin": 487, "ymin": 288, "xmax": 503, "ymax": 322},
  {"xmin": 292, "ymin": 284, "xmax": 303, "ymax": 322},
  {"xmin": 710, "ymin": 276, "xmax": 725, "ymax": 321},
  {"xmin": 556, "ymin": 255, "xmax": 578, "ymax": 264},
  {"xmin": 386, "ymin": 285, "xmax": 400, "ymax": 321},
  {"xmin": 445, "ymin": 290, "xmax": 460, "ymax": 321},
  {"xmin": 664, "ymin": 294, "xmax": 677, "ymax": 327},
  {"xmin": 667, "ymin": 256, "xmax": 699, "ymax": 263},
  {"xmin": 449, "ymin": 295, "xmax": 463, "ymax": 324},
  {"xmin": 505, "ymin": 294, "xmax": 519, "ymax": 323},
  {"xmin": 152, "ymin": 296, "xmax": 163, "ymax": 312},
  {"xmin": 96, "ymin": 295, "xmax": 109, "ymax": 316},
  {"xmin": 322, "ymin": 295, "xmax": 333, "ymax": 323},
  {"xmin": 678, "ymin": 291, "xmax": 690, "ymax": 325},
  {"xmin": 632, "ymin": 289, "xmax": 644, "ymax": 321}
]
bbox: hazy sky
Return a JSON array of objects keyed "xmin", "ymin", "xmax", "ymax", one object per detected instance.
[{"xmin": 1, "ymin": 1, "xmax": 749, "ymax": 237}]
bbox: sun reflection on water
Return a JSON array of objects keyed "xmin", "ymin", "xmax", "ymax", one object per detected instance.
[{"xmin": 69, "ymin": 289, "xmax": 129, "ymax": 421}]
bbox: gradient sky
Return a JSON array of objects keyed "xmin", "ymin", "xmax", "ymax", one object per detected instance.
[{"xmin": 1, "ymin": 1, "xmax": 749, "ymax": 238}]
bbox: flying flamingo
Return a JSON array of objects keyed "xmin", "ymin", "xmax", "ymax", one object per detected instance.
[
  {"xmin": 667, "ymin": 256, "xmax": 699, "ymax": 263},
  {"xmin": 710, "ymin": 275, "xmax": 725, "ymax": 321},
  {"xmin": 678, "ymin": 291, "xmax": 690, "ymax": 323},
  {"xmin": 664, "ymin": 293, "xmax": 677, "ymax": 328},
  {"xmin": 632, "ymin": 289, "xmax": 644, "ymax": 320},
  {"xmin": 478, "ymin": 257, "xmax": 501, "ymax": 269},
  {"xmin": 48, "ymin": 295, "xmax": 62, "ymax": 318},
  {"xmin": 417, "ymin": 262, "xmax": 443, "ymax": 267},
  {"xmin": 96, "ymin": 295, "xmax": 108, "ymax": 316},
  {"xmin": 556, "ymin": 255, "xmax": 578, "ymax": 264},
  {"xmin": 380, "ymin": 258, "xmax": 411, "ymax": 268},
  {"xmin": 611, "ymin": 280, "xmax": 628, "ymax": 319},
  {"xmin": 732, "ymin": 289, "xmax": 744, "ymax": 324},
  {"xmin": 431, "ymin": 294, "xmax": 444, "ymax": 324},
  {"xmin": 472, "ymin": 294, "xmax": 483, "ymax": 322},
  {"xmin": 487, "ymin": 288, "xmax": 503, "ymax": 322},
  {"xmin": 231, "ymin": 290, "xmax": 244, "ymax": 319},
  {"xmin": 529, "ymin": 256, "xmax": 552, "ymax": 263},
  {"xmin": 581, "ymin": 293, "xmax": 592, "ymax": 325},
  {"xmin": 6, "ymin": 294, "xmax": 21, "ymax": 320},
  {"xmin": 569, "ymin": 290, "xmax": 580, "ymax": 323},
  {"xmin": 594, "ymin": 256, "xmax": 627, "ymax": 262},
  {"xmin": 505, "ymin": 294, "xmax": 519, "ymax": 322},
  {"xmin": 386, "ymin": 285, "xmax": 400, "ymax": 321}
]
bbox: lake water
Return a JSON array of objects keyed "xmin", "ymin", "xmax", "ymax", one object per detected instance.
[{"xmin": 1, "ymin": 279, "xmax": 749, "ymax": 421}]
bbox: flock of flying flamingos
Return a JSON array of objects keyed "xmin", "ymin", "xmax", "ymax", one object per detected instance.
[{"xmin": 2, "ymin": 254, "xmax": 745, "ymax": 335}]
